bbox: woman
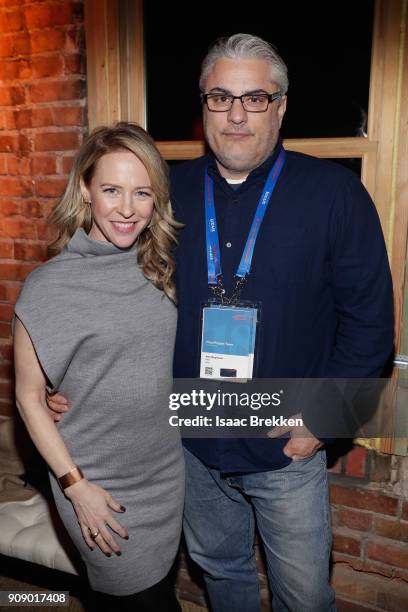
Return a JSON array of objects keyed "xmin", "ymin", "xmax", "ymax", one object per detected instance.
[{"xmin": 13, "ymin": 123, "xmax": 184, "ymax": 611}]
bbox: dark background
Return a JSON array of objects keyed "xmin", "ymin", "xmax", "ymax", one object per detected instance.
[{"xmin": 144, "ymin": 0, "xmax": 374, "ymax": 144}]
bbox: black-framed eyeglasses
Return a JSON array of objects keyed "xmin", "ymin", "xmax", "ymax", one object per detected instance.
[{"xmin": 201, "ymin": 91, "xmax": 283, "ymax": 113}]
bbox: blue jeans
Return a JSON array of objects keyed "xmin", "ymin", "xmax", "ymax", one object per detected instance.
[{"xmin": 183, "ymin": 448, "xmax": 336, "ymax": 612}]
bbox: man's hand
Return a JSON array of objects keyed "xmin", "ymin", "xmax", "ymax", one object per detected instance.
[
  {"xmin": 46, "ymin": 391, "xmax": 69, "ymax": 422},
  {"xmin": 267, "ymin": 413, "xmax": 323, "ymax": 460}
]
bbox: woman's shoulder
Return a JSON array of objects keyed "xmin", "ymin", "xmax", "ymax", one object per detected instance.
[{"xmin": 17, "ymin": 249, "xmax": 75, "ymax": 305}]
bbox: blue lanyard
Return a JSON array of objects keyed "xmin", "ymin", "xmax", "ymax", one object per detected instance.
[{"xmin": 204, "ymin": 147, "xmax": 286, "ymax": 287}]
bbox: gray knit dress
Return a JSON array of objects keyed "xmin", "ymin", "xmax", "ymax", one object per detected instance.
[{"xmin": 14, "ymin": 228, "xmax": 184, "ymax": 596}]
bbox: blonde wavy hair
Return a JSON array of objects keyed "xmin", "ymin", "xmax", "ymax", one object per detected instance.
[{"xmin": 49, "ymin": 122, "xmax": 181, "ymax": 303}]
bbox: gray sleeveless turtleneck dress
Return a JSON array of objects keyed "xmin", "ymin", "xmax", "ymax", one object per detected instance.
[{"xmin": 14, "ymin": 228, "xmax": 184, "ymax": 596}]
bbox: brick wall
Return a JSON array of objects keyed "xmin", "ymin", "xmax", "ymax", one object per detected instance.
[
  {"xmin": 329, "ymin": 450, "xmax": 408, "ymax": 610},
  {"xmin": 0, "ymin": 0, "xmax": 86, "ymax": 417}
]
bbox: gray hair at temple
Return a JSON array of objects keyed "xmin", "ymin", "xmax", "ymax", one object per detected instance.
[{"xmin": 199, "ymin": 33, "xmax": 289, "ymax": 94}]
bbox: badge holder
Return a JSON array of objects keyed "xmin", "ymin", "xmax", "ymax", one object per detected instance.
[{"xmin": 199, "ymin": 299, "xmax": 261, "ymax": 382}]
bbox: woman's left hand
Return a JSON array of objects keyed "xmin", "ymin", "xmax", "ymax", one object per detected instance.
[{"xmin": 64, "ymin": 478, "xmax": 128, "ymax": 556}]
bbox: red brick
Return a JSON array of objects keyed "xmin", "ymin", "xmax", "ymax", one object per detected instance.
[
  {"xmin": 0, "ymin": 341, "xmax": 13, "ymax": 362},
  {"xmin": 333, "ymin": 552, "xmax": 365, "ymax": 572},
  {"xmin": 0, "ymin": 362, "xmax": 13, "ymax": 379},
  {"xmin": 61, "ymin": 154, "xmax": 74, "ymax": 173},
  {"xmin": 0, "ymin": 261, "xmax": 36, "ymax": 281},
  {"xmin": 0, "ymin": 241, "xmax": 13, "ymax": 257},
  {"xmin": 360, "ymin": 559, "xmax": 408, "ymax": 582},
  {"xmin": 37, "ymin": 198, "xmax": 57, "ymax": 217},
  {"xmin": 35, "ymin": 178, "xmax": 66, "ymax": 197},
  {"xmin": 0, "ymin": 177, "xmax": 33, "ymax": 197},
  {"xmin": 35, "ymin": 217, "xmax": 49, "ymax": 239},
  {"xmin": 29, "ymin": 107, "xmax": 53, "ymax": 128},
  {"xmin": 5, "ymin": 285, "xmax": 21, "ymax": 304},
  {"xmin": 18, "ymin": 134, "xmax": 32, "ymax": 154},
  {"xmin": 394, "ymin": 567, "xmax": 408, "ymax": 582},
  {"xmin": 7, "ymin": 155, "xmax": 30, "ymax": 175},
  {"xmin": 0, "ymin": 261, "xmax": 21, "ymax": 280},
  {"xmin": 330, "ymin": 484, "xmax": 399, "ymax": 516},
  {"xmin": 0, "ymin": 85, "xmax": 25, "ymax": 106},
  {"xmin": 30, "ymin": 29, "xmax": 65, "ymax": 54},
  {"xmin": 373, "ymin": 516, "xmax": 408, "ymax": 542},
  {"xmin": 29, "ymin": 79, "xmax": 83, "ymax": 103},
  {"xmin": 24, "ymin": 2, "xmax": 73, "ymax": 29},
  {"xmin": 0, "ymin": 135, "xmax": 19, "ymax": 152},
  {"xmin": 13, "ymin": 109, "xmax": 32, "ymax": 130},
  {"xmin": 333, "ymin": 564, "xmax": 408, "ymax": 609},
  {"xmin": 0, "ymin": 303, "xmax": 14, "ymax": 322},
  {"xmin": 31, "ymin": 55, "xmax": 63, "ymax": 78},
  {"xmin": 0, "ymin": 322, "xmax": 11, "ymax": 339},
  {"xmin": 0, "ymin": 218, "xmax": 36, "ymax": 239},
  {"xmin": 65, "ymin": 28, "xmax": 81, "ymax": 53},
  {"xmin": 345, "ymin": 447, "xmax": 367, "ymax": 478},
  {"xmin": 65, "ymin": 53, "xmax": 84, "ymax": 75},
  {"xmin": 332, "ymin": 528, "xmax": 361, "ymax": 557},
  {"xmin": 4, "ymin": 110, "xmax": 17, "ymax": 130},
  {"xmin": 34, "ymin": 131, "xmax": 80, "ymax": 152},
  {"xmin": 334, "ymin": 598, "xmax": 378, "ymax": 612},
  {"xmin": 0, "ymin": 31, "xmax": 30, "ymax": 57},
  {"xmin": 331, "ymin": 506, "xmax": 340, "ymax": 527},
  {"xmin": 0, "ymin": 0, "xmax": 23, "ymax": 5},
  {"xmin": 0, "ymin": 58, "xmax": 31, "ymax": 80},
  {"xmin": 38, "ymin": 219, "xmax": 59, "ymax": 244},
  {"xmin": 402, "ymin": 500, "xmax": 408, "ymax": 521},
  {"xmin": 53, "ymin": 105, "xmax": 83, "ymax": 126},
  {"xmin": 0, "ymin": 379, "xmax": 13, "ymax": 397},
  {"xmin": 0, "ymin": 401, "xmax": 13, "ymax": 417},
  {"xmin": 0, "ymin": 199, "xmax": 20, "ymax": 216},
  {"xmin": 366, "ymin": 536, "xmax": 408, "ymax": 569},
  {"xmin": 338, "ymin": 508, "xmax": 372, "ymax": 532},
  {"xmin": 20, "ymin": 199, "xmax": 43, "ymax": 218},
  {"xmin": 31, "ymin": 156, "xmax": 57, "ymax": 175},
  {"xmin": 0, "ymin": 37, "xmax": 13, "ymax": 58},
  {"xmin": 0, "ymin": 157, "xmax": 7, "ymax": 174},
  {"xmin": 0, "ymin": 134, "xmax": 31, "ymax": 154},
  {"xmin": 14, "ymin": 241, "xmax": 47, "ymax": 261},
  {"xmin": 377, "ymin": 582, "xmax": 408, "ymax": 612},
  {"xmin": 0, "ymin": 8, "xmax": 24, "ymax": 33},
  {"xmin": 331, "ymin": 565, "xmax": 377, "ymax": 607}
]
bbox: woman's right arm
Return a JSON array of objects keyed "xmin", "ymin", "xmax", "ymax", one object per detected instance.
[{"xmin": 14, "ymin": 317, "xmax": 128, "ymax": 555}]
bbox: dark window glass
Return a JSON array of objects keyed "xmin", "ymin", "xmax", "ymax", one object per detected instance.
[{"xmin": 144, "ymin": 0, "xmax": 373, "ymax": 140}]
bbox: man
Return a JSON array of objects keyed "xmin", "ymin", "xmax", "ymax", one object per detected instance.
[
  {"xmin": 169, "ymin": 34, "xmax": 393, "ymax": 612},
  {"xmin": 50, "ymin": 34, "xmax": 393, "ymax": 612}
]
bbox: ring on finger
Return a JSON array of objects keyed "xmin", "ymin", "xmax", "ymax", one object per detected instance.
[{"xmin": 89, "ymin": 528, "xmax": 100, "ymax": 540}]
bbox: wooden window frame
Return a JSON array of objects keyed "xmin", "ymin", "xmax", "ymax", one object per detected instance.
[{"xmin": 84, "ymin": 0, "xmax": 408, "ymax": 454}]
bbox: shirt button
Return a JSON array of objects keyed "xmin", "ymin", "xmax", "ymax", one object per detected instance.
[{"xmin": 226, "ymin": 242, "xmax": 232, "ymax": 248}]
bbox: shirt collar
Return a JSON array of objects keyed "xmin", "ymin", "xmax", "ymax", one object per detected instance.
[{"xmin": 66, "ymin": 228, "xmax": 139, "ymax": 257}]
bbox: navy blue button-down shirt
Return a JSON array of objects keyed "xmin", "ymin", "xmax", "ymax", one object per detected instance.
[{"xmin": 170, "ymin": 144, "xmax": 394, "ymax": 473}]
